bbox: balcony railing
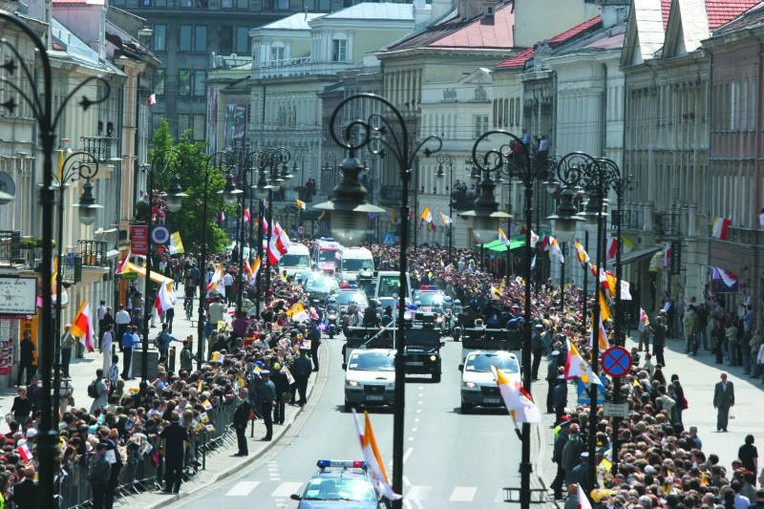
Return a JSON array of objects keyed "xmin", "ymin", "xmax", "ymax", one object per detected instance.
[
  {"xmin": 79, "ymin": 240, "xmax": 108, "ymax": 267},
  {"xmin": 612, "ymin": 209, "xmax": 642, "ymax": 230},
  {"xmin": 654, "ymin": 210, "xmax": 683, "ymax": 237},
  {"xmin": 81, "ymin": 136, "xmax": 118, "ymax": 162},
  {"xmin": 0, "ymin": 230, "xmax": 23, "ymax": 265}
]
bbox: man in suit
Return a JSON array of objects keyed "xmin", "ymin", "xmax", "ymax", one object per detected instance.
[
  {"xmin": 233, "ymin": 387, "xmax": 253, "ymax": 456},
  {"xmin": 713, "ymin": 371, "xmax": 735, "ymax": 432},
  {"xmin": 160, "ymin": 411, "xmax": 189, "ymax": 493}
]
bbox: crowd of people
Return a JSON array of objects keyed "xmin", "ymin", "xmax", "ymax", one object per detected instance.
[{"xmin": 1, "ymin": 238, "xmax": 761, "ymax": 509}]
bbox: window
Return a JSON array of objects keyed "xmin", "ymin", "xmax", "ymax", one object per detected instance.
[
  {"xmin": 179, "ymin": 25, "xmax": 192, "ymax": 52},
  {"xmin": 236, "ymin": 0, "xmax": 248, "ymax": 7},
  {"xmin": 178, "ymin": 114, "xmax": 191, "ymax": 135},
  {"xmin": 221, "ymin": 0, "xmax": 233, "ymax": 7},
  {"xmin": 177, "ymin": 114, "xmax": 206, "ymax": 140},
  {"xmin": 112, "ymin": 0, "xmax": 125, "ymax": 6},
  {"xmin": 153, "ymin": 24, "xmax": 166, "ymax": 51},
  {"xmin": 235, "ymin": 27, "xmax": 249, "ymax": 55},
  {"xmin": 194, "ymin": 26, "xmax": 207, "ymax": 52},
  {"xmin": 276, "ymin": 0, "xmax": 289, "ymax": 9},
  {"xmin": 192, "ymin": 70, "xmax": 206, "ymax": 96},
  {"xmin": 178, "ymin": 70, "xmax": 191, "ymax": 95},
  {"xmin": 332, "ymin": 37, "xmax": 347, "ymax": 62},
  {"xmin": 155, "ymin": 69, "xmax": 166, "ymax": 95},
  {"xmin": 474, "ymin": 115, "xmax": 488, "ymax": 138},
  {"xmin": 270, "ymin": 44, "xmax": 285, "ymax": 61},
  {"xmin": 304, "ymin": 0, "xmax": 330, "ymax": 10},
  {"xmin": 220, "ymin": 25, "xmax": 233, "ymax": 54}
]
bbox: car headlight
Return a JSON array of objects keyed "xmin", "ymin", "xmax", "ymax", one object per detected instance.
[
  {"xmin": 462, "ymin": 381, "xmax": 478, "ymax": 390},
  {"xmin": 346, "ymin": 380, "xmax": 359, "ymax": 387},
  {"xmin": 435, "ymin": 316, "xmax": 443, "ymax": 323},
  {"xmin": 429, "ymin": 355, "xmax": 437, "ymax": 362},
  {"xmin": 386, "ymin": 382, "xmax": 395, "ymax": 391}
]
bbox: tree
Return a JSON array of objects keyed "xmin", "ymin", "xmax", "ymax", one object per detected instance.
[{"xmin": 145, "ymin": 120, "xmax": 232, "ymax": 256}]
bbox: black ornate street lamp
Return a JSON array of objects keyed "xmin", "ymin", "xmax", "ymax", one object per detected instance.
[
  {"xmin": 549, "ymin": 152, "xmax": 632, "ymax": 488},
  {"xmin": 0, "ymin": 10, "xmax": 110, "ymax": 506},
  {"xmin": 140, "ymin": 149, "xmax": 187, "ymax": 383},
  {"xmin": 315, "ymin": 93, "xmax": 440, "ymax": 507},
  {"xmin": 53, "ymin": 151, "xmax": 102, "ymax": 422},
  {"xmin": 435, "ymin": 153, "xmax": 454, "ymax": 264}
]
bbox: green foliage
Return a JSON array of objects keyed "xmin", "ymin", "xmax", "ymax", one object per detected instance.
[{"xmin": 144, "ymin": 119, "xmax": 234, "ymax": 256}]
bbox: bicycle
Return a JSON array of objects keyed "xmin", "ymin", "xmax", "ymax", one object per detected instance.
[{"xmin": 184, "ymin": 295, "xmax": 194, "ymax": 319}]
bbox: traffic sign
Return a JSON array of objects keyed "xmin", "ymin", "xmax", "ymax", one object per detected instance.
[
  {"xmin": 382, "ymin": 233, "xmax": 395, "ymax": 246},
  {"xmin": 603, "ymin": 402, "xmax": 629, "ymax": 417},
  {"xmin": 151, "ymin": 225, "xmax": 170, "ymax": 245},
  {"xmin": 601, "ymin": 346, "xmax": 632, "ymax": 378}
]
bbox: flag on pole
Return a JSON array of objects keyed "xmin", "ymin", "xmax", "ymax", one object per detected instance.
[
  {"xmin": 285, "ymin": 301, "xmax": 309, "ymax": 322},
  {"xmin": 206, "ymin": 265, "xmax": 226, "ymax": 297},
  {"xmin": 276, "ymin": 222, "xmax": 291, "ymax": 254},
  {"xmin": 548, "ymin": 236, "xmax": 565, "ymax": 264},
  {"xmin": 578, "ymin": 483, "xmax": 593, "ymax": 509},
  {"xmin": 598, "ymin": 290, "xmax": 612, "ymax": 322},
  {"xmin": 596, "ymin": 318, "xmax": 611, "ymax": 350},
  {"xmin": 169, "ymin": 232, "xmax": 184, "ymax": 255},
  {"xmin": 710, "ymin": 266, "xmax": 738, "ymax": 288},
  {"xmin": 419, "ymin": 207, "xmax": 436, "ymax": 231},
  {"xmin": 261, "ymin": 217, "xmax": 269, "ymax": 232},
  {"xmin": 530, "ymin": 230, "xmax": 539, "ymax": 248},
  {"xmin": 147, "ymin": 93, "xmax": 157, "ymax": 107},
  {"xmin": 115, "ymin": 249, "xmax": 131, "ymax": 275},
  {"xmin": 439, "ymin": 211, "xmax": 452, "ymax": 226},
  {"xmin": 218, "ymin": 211, "xmax": 226, "ymax": 224},
  {"xmin": 491, "ymin": 366, "xmax": 541, "ymax": 423},
  {"xmin": 663, "ymin": 242, "xmax": 672, "ymax": 268},
  {"xmin": 70, "ymin": 299, "xmax": 95, "ymax": 353},
  {"xmin": 639, "ymin": 308, "xmax": 650, "ymax": 327},
  {"xmin": 51, "ymin": 256, "xmax": 59, "ymax": 302},
  {"xmin": 711, "ymin": 216, "xmax": 731, "ymax": 240},
  {"xmin": 564, "ymin": 339, "xmax": 603, "ymax": 386},
  {"xmin": 606, "ymin": 237, "xmax": 618, "ymax": 259},
  {"xmin": 16, "ymin": 443, "xmax": 33, "ymax": 462},
  {"xmin": 296, "ymin": 198, "xmax": 306, "ymax": 210},
  {"xmin": 154, "ymin": 281, "xmax": 176, "ymax": 314},
  {"xmin": 352, "ymin": 410, "xmax": 402, "ymax": 501},
  {"xmin": 574, "ymin": 241, "xmax": 590, "ymax": 264},
  {"xmin": 498, "ymin": 227, "xmax": 510, "ymax": 247},
  {"xmin": 243, "ymin": 208, "xmax": 251, "ymax": 224}
]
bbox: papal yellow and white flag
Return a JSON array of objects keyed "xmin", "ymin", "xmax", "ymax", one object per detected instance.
[
  {"xmin": 564, "ymin": 338, "xmax": 603, "ymax": 386},
  {"xmin": 352, "ymin": 409, "xmax": 402, "ymax": 501},
  {"xmin": 491, "ymin": 366, "xmax": 541, "ymax": 423}
]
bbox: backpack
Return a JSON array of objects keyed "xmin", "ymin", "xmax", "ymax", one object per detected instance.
[{"xmin": 87, "ymin": 379, "xmax": 99, "ymax": 399}]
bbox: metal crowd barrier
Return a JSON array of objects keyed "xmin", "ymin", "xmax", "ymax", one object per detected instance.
[{"xmin": 59, "ymin": 399, "xmax": 238, "ymax": 509}]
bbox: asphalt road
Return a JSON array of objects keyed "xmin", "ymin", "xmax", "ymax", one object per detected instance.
[{"xmin": 166, "ymin": 335, "xmax": 525, "ymax": 508}]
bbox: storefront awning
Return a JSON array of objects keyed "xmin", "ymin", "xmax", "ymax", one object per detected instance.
[
  {"xmin": 620, "ymin": 246, "xmax": 662, "ymax": 265},
  {"xmin": 122, "ymin": 262, "xmax": 174, "ymax": 286}
]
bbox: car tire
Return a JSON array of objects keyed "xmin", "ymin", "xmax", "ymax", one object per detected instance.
[{"xmin": 461, "ymin": 402, "xmax": 472, "ymax": 414}]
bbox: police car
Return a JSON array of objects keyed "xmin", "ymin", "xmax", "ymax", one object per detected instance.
[
  {"xmin": 459, "ymin": 350, "xmax": 520, "ymax": 413},
  {"xmin": 290, "ymin": 460, "xmax": 388, "ymax": 508},
  {"xmin": 412, "ymin": 285, "xmax": 446, "ymax": 330},
  {"xmin": 336, "ymin": 284, "xmax": 369, "ymax": 314}
]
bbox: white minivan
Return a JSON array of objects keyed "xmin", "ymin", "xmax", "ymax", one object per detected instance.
[
  {"xmin": 279, "ymin": 243, "xmax": 312, "ymax": 278},
  {"xmin": 338, "ymin": 247, "xmax": 374, "ymax": 283},
  {"xmin": 343, "ymin": 348, "xmax": 396, "ymax": 412}
]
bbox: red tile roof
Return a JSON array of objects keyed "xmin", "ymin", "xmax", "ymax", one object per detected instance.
[
  {"xmin": 495, "ymin": 15, "xmax": 603, "ymax": 70},
  {"xmin": 387, "ymin": 1, "xmax": 515, "ymax": 52},
  {"xmin": 430, "ymin": 6, "xmax": 515, "ymax": 49},
  {"xmin": 714, "ymin": 2, "xmax": 764, "ymax": 34},
  {"xmin": 705, "ymin": 0, "xmax": 761, "ymax": 30}
]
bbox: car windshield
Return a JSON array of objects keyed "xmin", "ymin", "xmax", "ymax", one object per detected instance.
[
  {"xmin": 378, "ymin": 276, "xmax": 400, "ymax": 298},
  {"xmin": 465, "ymin": 353, "xmax": 520, "ymax": 373},
  {"xmin": 280, "ymin": 254, "xmax": 311, "ymax": 267},
  {"xmin": 342, "ymin": 258, "xmax": 373, "ymax": 271},
  {"xmin": 306, "ymin": 276, "xmax": 336, "ymax": 292},
  {"xmin": 318, "ymin": 250, "xmax": 338, "ymax": 262},
  {"xmin": 302, "ymin": 477, "xmax": 378, "ymax": 502},
  {"xmin": 348, "ymin": 352, "xmax": 395, "ymax": 371},
  {"xmin": 415, "ymin": 292, "xmax": 444, "ymax": 306},
  {"xmin": 337, "ymin": 291, "xmax": 367, "ymax": 306}
]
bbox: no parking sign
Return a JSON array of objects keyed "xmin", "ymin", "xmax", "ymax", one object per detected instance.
[{"xmin": 601, "ymin": 346, "xmax": 632, "ymax": 378}]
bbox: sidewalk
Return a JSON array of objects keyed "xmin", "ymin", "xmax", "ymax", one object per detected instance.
[
  {"xmin": 0, "ymin": 298, "xmax": 321, "ymax": 508},
  {"xmin": 533, "ymin": 328, "xmax": 762, "ymax": 494}
]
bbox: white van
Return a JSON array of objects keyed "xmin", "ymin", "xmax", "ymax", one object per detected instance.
[
  {"xmin": 279, "ymin": 243, "xmax": 312, "ymax": 278},
  {"xmin": 343, "ymin": 348, "xmax": 396, "ymax": 412},
  {"xmin": 338, "ymin": 247, "xmax": 374, "ymax": 283}
]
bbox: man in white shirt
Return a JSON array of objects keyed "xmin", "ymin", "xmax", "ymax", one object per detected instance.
[
  {"xmin": 97, "ymin": 300, "xmax": 107, "ymax": 322},
  {"xmin": 222, "ymin": 271, "xmax": 234, "ymax": 306},
  {"xmin": 100, "ymin": 324, "xmax": 114, "ymax": 373},
  {"xmin": 115, "ymin": 305, "xmax": 132, "ymax": 352}
]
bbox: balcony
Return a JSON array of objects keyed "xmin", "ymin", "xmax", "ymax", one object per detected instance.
[
  {"xmin": 379, "ymin": 186, "xmax": 403, "ymax": 207},
  {"xmin": 654, "ymin": 210, "xmax": 683, "ymax": 238},
  {"xmin": 81, "ymin": 136, "xmax": 118, "ymax": 162},
  {"xmin": 611, "ymin": 209, "xmax": 642, "ymax": 230},
  {"xmin": 0, "ymin": 230, "xmax": 23, "ymax": 266}
]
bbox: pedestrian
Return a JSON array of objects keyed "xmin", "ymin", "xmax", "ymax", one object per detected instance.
[
  {"xmin": 155, "ymin": 323, "xmax": 180, "ymax": 364},
  {"xmin": 100, "ymin": 323, "xmax": 114, "ymax": 374},
  {"xmin": 712, "ymin": 317, "xmax": 726, "ymax": 364},
  {"xmin": 89, "ymin": 369, "xmax": 109, "ymax": 413},
  {"xmin": 180, "ymin": 339, "xmax": 194, "ymax": 373},
  {"xmin": 115, "ymin": 305, "xmax": 131, "ymax": 352},
  {"xmin": 552, "ymin": 374, "xmax": 567, "ymax": 425},
  {"xmin": 271, "ymin": 361, "xmax": 289, "ymax": 425},
  {"xmin": 561, "ymin": 423, "xmax": 585, "ymax": 484},
  {"xmin": 58, "ymin": 371, "xmax": 73, "ymax": 415},
  {"xmin": 308, "ymin": 319, "xmax": 321, "ymax": 372},
  {"xmin": 668, "ymin": 374, "xmax": 686, "ymax": 430},
  {"xmin": 531, "ymin": 324, "xmax": 545, "ymax": 380},
  {"xmin": 567, "ymin": 452, "xmax": 591, "ymax": 493},
  {"xmin": 12, "ymin": 465, "xmax": 37, "ymax": 509},
  {"xmin": 88, "ymin": 442, "xmax": 111, "ymax": 509},
  {"xmin": 11, "ymin": 386, "xmax": 31, "ymax": 428},
  {"xmin": 160, "ymin": 411, "xmax": 188, "ymax": 494},
  {"xmin": 257, "ymin": 370, "xmax": 276, "ymax": 441},
  {"xmin": 102, "ymin": 428, "xmax": 123, "ymax": 509},
  {"xmin": 121, "ymin": 325, "xmax": 138, "ymax": 380},
  {"xmin": 546, "ymin": 349, "xmax": 561, "ymax": 413},
  {"xmin": 233, "ymin": 387, "xmax": 253, "ymax": 456},
  {"xmin": 712, "ymin": 371, "xmax": 735, "ymax": 432},
  {"xmin": 550, "ymin": 421, "xmax": 570, "ymax": 499},
  {"xmin": 99, "ymin": 305, "xmax": 114, "ymax": 348},
  {"xmin": 107, "ymin": 355, "xmax": 120, "ymax": 390},
  {"xmin": 17, "ymin": 330, "xmax": 36, "ymax": 386},
  {"xmin": 165, "ymin": 305, "xmax": 175, "ymax": 334},
  {"xmin": 60, "ymin": 324, "xmax": 77, "ymax": 378},
  {"xmin": 563, "ymin": 483, "xmax": 580, "ymax": 509},
  {"xmin": 292, "ymin": 347, "xmax": 313, "ymax": 407},
  {"xmin": 652, "ymin": 314, "xmax": 667, "ymax": 367},
  {"xmin": 738, "ymin": 435, "xmax": 758, "ymax": 483}
]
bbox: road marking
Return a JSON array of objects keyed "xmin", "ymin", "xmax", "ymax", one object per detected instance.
[
  {"xmin": 407, "ymin": 485, "xmax": 433, "ymax": 500},
  {"xmin": 449, "ymin": 486, "xmax": 477, "ymax": 502},
  {"xmin": 403, "ymin": 447, "xmax": 413, "ymax": 464},
  {"xmin": 271, "ymin": 481, "xmax": 302, "ymax": 498},
  {"xmin": 224, "ymin": 481, "xmax": 261, "ymax": 496}
]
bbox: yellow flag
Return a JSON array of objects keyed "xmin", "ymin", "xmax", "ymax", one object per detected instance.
[
  {"xmin": 296, "ymin": 198, "xmax": 306, "ymax": 210},
  {"xmin": 598, "ymin": 290, "xmax": 611, "ymax": 322},
  {"xmin": 170, "ymin": 231, "xmax": 185, "ymax": 254}
]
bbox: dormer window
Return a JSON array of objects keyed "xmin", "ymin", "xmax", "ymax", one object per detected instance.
[
  {"xmin": 270, "ymin": 43, "xmax": 286, "ymax": 61},
  {"xmin": 332, "ymin": 35, "xmax": 348, "ymax": 62}
]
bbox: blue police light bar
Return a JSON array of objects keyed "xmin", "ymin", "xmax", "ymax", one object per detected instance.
[
  {"xmin": 317, "ymin": 460, "xmax": 368, "ymax": 470},
  {"xmin": 418, "ymin": 285, "xmax": 438, "ymax": 290}
]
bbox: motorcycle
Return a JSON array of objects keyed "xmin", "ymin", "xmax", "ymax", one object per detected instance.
[{"xmin": 326, "ymin": 307, "xmax": 339, "ymax": 339}]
